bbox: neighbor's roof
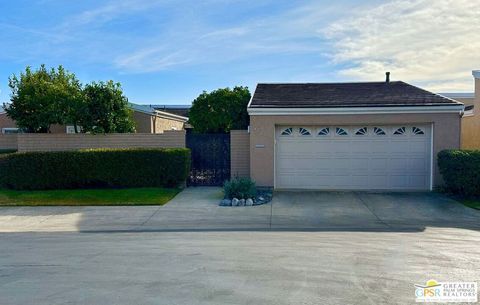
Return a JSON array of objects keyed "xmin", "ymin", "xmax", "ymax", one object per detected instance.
[
  {"xmin": 249, "ymin": 81, "xmax": 463, "ymax": 108},
  {"xmin": 129, "ymin": 103, "xmax": 188, "ymax": 121},
  {"xmin": 438, "ymin": 92, "xmax": 474, "ymax": 99},
  {"xmin": 153, "ymin": 105, "xmax": 190, "ymax": 117}
]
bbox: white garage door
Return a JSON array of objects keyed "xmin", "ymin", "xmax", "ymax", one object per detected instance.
[{"xmin": 275, "ymin": 125, "xmax": 432, "ymax": 190}]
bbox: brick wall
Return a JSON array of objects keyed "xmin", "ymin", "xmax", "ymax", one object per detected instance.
[
  {"xmin": 15, "ymin": 131, "xmax": 186, "ymax": 152},
  {"xmin": 0, "ymin": 135, "xmax": 18, "ymax": 150},
  {"xmin": 230, "ymin": 130, "xmax": 250, "ymax": 178}
]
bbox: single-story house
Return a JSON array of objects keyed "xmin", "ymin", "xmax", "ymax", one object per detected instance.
[
  {"xmin": 0, "ymin": 106, "xmax": 17, "ymax": 134},
  {"xmin": 0, "ymin": 103, "xmax": 188, "ymax": 134},
  {"xmin": 440, "ymin": 70, "xmax": 480, "ymax": 149},
  {"xmin": 247, "ymin": 74, "xmax": 465, "ymax": 191},
  {"xmin": 129, "ymin": 103, "xmax": 188, "ymax": 133}
]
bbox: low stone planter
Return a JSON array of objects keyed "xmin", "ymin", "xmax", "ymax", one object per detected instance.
[{"xmin": 219, "ymin": 190, "xmax": 273, "ymax": 207}]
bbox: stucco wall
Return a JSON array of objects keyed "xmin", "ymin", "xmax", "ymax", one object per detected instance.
[
  {"xmin": 15, "ymin": 131, "xmax": 186, "ymax": 152},
  {"xmin": 461, "ymin": 78, "xmax": 480, "ymax": 149},
  {"xmin": 250, "ymin": 113, "xmax": 461, "ymax": 188},
  {"xmin": 133, "ymin": 111, "xmax": 153, "ymax": 133},
  {"xmin": 230, "ymin": 130, "xmax": 250, "ymax": 178},
  {"xmin": 133, "ymin": 111, "xmax": 185, "ymax": 133},
  {"xmin": 153, "ymin": 116, "xmax": 185, "ymax": 133},
  {"xmin": 0, "ymin": 135, "xmax": 18, "ymax": 150}
]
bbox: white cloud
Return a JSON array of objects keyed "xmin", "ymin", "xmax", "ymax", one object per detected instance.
[{"xmin": 322, "ymin": 0, "xmax": 480, "ymax": 91}]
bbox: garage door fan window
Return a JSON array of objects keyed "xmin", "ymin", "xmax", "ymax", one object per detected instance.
[
  {"xmin": 355, "ymin": 127, "xmax": 368, "ymax": 136},
  {"xmin": 299, "ymin": 127, "xmax": 311, "ymax": 136},
  {"xmin": 318, "ymin": 127, "xmax": 330, "ymax": 136},
  {"xmin": 281, "ymin": 128, "xmax": 293, "ymax": 136},
  {"xmin": 393, "ymin": 127, "xmax": 406, "ymax": 135},
  {"xmin": 335, "ymin": 127, "xmax": 348, "ymax": 136},
  {"xmin": 374, "ymin": 127, "xmax": 386, "ymax": 135},
  {"xmin": 412, "ymin": 127, "xmax": 425, "ymax": 135}
]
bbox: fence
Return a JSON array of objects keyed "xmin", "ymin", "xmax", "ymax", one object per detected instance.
[
  {"xmin": 186, "ymin": 132, "xmax": 231, "ymax": 186},
  {"xmin": 0, "ymin": 131, "xmax": 185, "ymax": 152}
]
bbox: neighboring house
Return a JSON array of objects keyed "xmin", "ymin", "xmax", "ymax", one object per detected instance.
[
  {"xmin": 0, "ymin": 106, "xmax": 18, "ymax": 134},
  {"xmin": 129, "ymin": 103, "xmax": 188, "ymax": 133},
  {"xmin": 440, "ymin": 70, "xmax": 480, "ymax": 149},
  {"xmin": 153, "ymin": 105, "xmax": 191, "ymax": 118},
  {"xmin": 0, "ymin": 103, "xmax": 188, "ymax": 134},
  {"xmin": 247, "ymin": 75, "xmax": 464, "ymax": 191}
]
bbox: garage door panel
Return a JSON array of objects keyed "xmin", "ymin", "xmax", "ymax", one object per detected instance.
[
  {"xmin": 276, "ymin": 125, "xmax": 431, "ymax": 190},
  {"xmin": 351, "ymin": 158, "xmax": 369, "ymax": 170}
]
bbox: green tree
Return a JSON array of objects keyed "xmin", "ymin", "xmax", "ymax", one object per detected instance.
[
  {"xmin": 79, "ymin": 81, "xmax": 135, "ymax": 133},
  {"xmin": 5, "ymin": 65, "xmax": 82, "ymax": 133},
  {"xmin": 188, "ymin": 86, "xmax": 250, "ymax": 133}
]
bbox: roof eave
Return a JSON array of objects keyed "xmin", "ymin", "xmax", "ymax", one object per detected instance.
[{"xmin": 248, "ymin": 105, "xmax": 465, "ymax": 115}]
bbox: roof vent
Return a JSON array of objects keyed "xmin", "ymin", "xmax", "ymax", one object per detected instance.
[{"xmin": 386, "ymin": 72, "xmax": 390, "ymax": 83}]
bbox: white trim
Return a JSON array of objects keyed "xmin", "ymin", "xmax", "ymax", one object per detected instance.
[
  {"xmin": 247, "ymin": 84, "xmax": 257, "ymax": 109},
  {"xmin": 463, "ymin": 110, "xmax": 474, "ymax": 117},
  {"xmin": 430, "ymin": 122, "xmax": 434, "ymax": 191},
  {"xmin": 154, "ymin": 110, "xmax": 188, "ymax": 122},
  {"xmin": 248, "ymin": 105, "xmax": 464, "ymax": 115},
  {"xmin": 473, "ymin": 70, "xmax": 480, "ymax": 79},
  {"xmin": 439, "ymin": 92, "xmax": 474, "ymax": 99}
]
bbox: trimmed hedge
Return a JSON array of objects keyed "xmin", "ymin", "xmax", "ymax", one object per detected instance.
[
  {"xmin": 438, "ymin": 149, "xmax": 480, "ymax": 196},
  {"xmin": 0, "ymin": 149, "xmax": 17, "ymax": 155},
  {"xmin": 0, "ymin": 148, "xmax": 190, "ymax": 190}
]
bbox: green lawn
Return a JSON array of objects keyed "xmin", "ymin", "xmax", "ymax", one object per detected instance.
[
  {"xmin": 459, "ymin": 198, "xmax": 480, "ymax": 210},
  {"xmin": 0, "ymin": 188, "xmax": 181, "ymax": 206}
]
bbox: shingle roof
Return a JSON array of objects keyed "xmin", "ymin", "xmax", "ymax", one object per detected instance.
[
  {"xmin": 249, "ymin": 81, "xmax": 462, "ymax": 108},
  {"xmin": 153, "ymin": 105, "xmax": 190, "ymax": 117}
]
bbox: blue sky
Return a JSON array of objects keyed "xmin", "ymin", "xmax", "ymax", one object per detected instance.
[{"xmin": 0, "ymin": 0, "xmax": 479, "ymax": 105}]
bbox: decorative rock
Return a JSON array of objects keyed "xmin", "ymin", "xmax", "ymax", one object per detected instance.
[
  {"xmin": 239, "ymin": 199, "xmax": 245, "ymax": 206},
  {"xmin": 246, "ymin": 198, "xmax": 253, "ymax": 206},
  {"xmin": 219, "ymin": 199, "xmax": 232, "ymax": 206},
  {"xmin": 232, "ymin": 198, "xmax": 239, "ymax": 206},
  {"xmin": 258, "ymin": 196, "xmax": 265, "ymax": 202}
]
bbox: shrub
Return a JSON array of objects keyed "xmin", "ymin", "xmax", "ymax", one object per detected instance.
[
  {"xmin": 0, "ymin": 148, "xmax": 190, "ymax": 190},
  {"xmin": 438, "ymin": 149, "xmax": 480, "ymax": 197},
  {"xmin": 0, "ymin": 149, "xmax": 17, "ymax": 155},
  {"xmin": 223, "ymin": 177, "xmax": 257, "ymax": 199}
]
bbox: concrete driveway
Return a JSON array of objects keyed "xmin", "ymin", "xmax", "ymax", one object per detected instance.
[
  {"xmin": 1, "ymin": 188, "xmax": 479, "ymax": 305},
  {"xmin": 1, "ymin": 187, "xmax": 478, "ymax": 232}
]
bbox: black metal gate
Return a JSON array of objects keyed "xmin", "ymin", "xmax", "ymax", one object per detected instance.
[{"xmin": 186, "ymin": 133, "xmax": 230, "ymax": 186}]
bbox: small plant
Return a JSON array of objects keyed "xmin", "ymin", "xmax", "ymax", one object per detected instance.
[{"xmin": 223, "ymin": 177, "xmax": 257, "ymax": 199}]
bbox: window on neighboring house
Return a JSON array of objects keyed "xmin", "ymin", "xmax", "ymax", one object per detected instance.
[
  {"xmin": 66, "ymin": 125, "xmax": 82, "ymax": 134},
  {"xmin": 2, "ymin": 128, "xmax": 20, "ymax": 134}
]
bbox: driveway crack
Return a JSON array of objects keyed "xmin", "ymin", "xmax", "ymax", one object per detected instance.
[
  {"xmin": 140, "ymin": 206, "xmax": 163, "ymax": 227},
  {"xmin": 354, "ymin": 192, "xmax": 392, "ymax": 229}
]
